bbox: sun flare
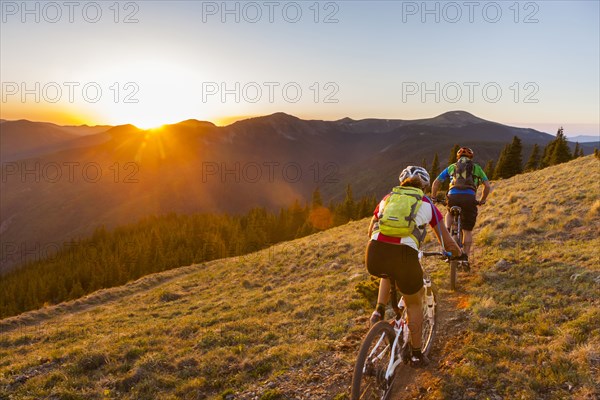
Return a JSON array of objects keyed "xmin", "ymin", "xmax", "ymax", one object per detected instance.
[{"xmin": 133, "ymin": 121, "xmax": 166, "ymax": 130}]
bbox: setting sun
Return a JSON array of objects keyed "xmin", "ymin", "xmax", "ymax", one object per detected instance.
[{"xmin": 132, "ymin": 120, "xmax": 167, "ymax": 130}]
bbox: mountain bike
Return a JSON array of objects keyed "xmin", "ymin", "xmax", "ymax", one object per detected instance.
[
  {"xmin": 448, "ymin": 205, "xmax": 463, "ymax": 291},
  {"xmin": 431, "ymin": 199, "xmax": 464, "ymax": 291},
  {"xmin": 448, "ymin": 200, "xmax": 483, "ymax": 290},
  {"xmin": 351, "ymin": 251, "xmax": 448, "ymax": 400}
]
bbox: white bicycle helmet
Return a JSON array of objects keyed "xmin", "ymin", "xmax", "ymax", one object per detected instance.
[{"xmin": 399, "ymin": 166, "xmax": 431, "ymax": 187}]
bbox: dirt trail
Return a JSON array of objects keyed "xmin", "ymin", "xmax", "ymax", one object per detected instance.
[{"xmin": 389, "ymin": 273, "xmax": 474, "ymax": 399}]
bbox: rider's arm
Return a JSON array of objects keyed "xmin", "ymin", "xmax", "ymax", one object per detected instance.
[
  {"xmin": 431, "ymin": 168, "xmax": 449, "ymax": 198},
  {"xmin": 431, "ymin": 178, "xmax": 442, "ymax": 198},
  {"xmin": 432, "ymin": 223, "xmax": 462, "ymax": 257},
  {"xmin": 479, "ymin": 181, "xmax": 491, "ymax": 204},
  {"xmin": 368, "ymin": 216, "xmax": 376, "ymax": 237}
]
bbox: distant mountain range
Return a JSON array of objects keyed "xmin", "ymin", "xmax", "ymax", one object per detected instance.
[
  {"xmin": 0, "ymin": 120, "xmax": 111, "ymax": 162},
  {"xmin": 567, "ymin": 135, "xmax": 599, "ymax": 144},
  {"xmin": 0, "ymin": 111, "xmax": 595, "ymax": 272}
]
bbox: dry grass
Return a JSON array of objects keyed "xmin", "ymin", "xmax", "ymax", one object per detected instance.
[
  {"xmin": 0, "ymin": 220, "xmax": 371, "ymax": 399},
  {"xmin": 1, "ymin": 156, "xmax": 599, "ymax": 399},
  {"xmin": 434, "ymin": 156, "xmax": 600, "ymax": 400}
]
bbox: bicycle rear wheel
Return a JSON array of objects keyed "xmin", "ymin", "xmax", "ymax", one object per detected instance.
[{"xmin": 351, "ymin": 321, "xmax": 398, "ymax": 400}]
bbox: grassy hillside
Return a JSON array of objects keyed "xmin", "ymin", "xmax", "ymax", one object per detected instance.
[
  {"xmin": 1, "ymin": 156, "xmax": 598, "ymax": 399},
  {"xmin": 0, "ymin": 195, "xmax": 376, "ymax": 319},
  {"xmin": 426, "ymin": 155, "xmax": 600, "ymax": 400},
  {"xmin": 0, "ymin": 223, "xmax": 370, "ymax": 399}
]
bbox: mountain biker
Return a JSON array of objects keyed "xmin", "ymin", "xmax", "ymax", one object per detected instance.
[
  {"xmin": 366, "ymin": 166, "xmax": 462, "ymax": 367},
  {"xmin": 431, "ymin": 147, "xmax": 491, "ymax": 269}
]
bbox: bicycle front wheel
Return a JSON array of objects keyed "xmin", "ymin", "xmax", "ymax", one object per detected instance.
[
  {"xmin": 450, "ymin": 233, "xmax": 460, "ymax": 291},
  {"xmin": 421, "ymin": 283, "xmax": 437, "ymax": 355},
  {"xmin": 351, "ymin": 321, "xmax": 398, "ymax": 400},
  {"xmin": 449, "ymin": 260, "xmax": 457, "ymax": 291}
]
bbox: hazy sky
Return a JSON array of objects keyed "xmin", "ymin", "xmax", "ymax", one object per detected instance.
[{"xmin": 1, "ymin": 0, "xmax": 599, "ymax": 135}]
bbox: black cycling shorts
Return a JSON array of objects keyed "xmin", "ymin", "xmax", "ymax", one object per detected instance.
[
  {"xmin": 447, "ymin": 193, "xmax": 478, "ymax": 231},
  {"xmin": 365, "ymin": 240, "xmax": 423, "ymax": 295}
]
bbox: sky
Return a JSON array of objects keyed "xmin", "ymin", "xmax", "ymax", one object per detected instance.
[{"xmin": 1, "ymin": 0, "xmax": 599, "ymax": 136}]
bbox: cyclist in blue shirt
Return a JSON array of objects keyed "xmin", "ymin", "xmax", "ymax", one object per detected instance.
[{"xmin": 431, "ymin": 147, "xmax": 491, "ymax": 269}]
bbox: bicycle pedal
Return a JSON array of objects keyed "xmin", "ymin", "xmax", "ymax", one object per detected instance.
[{"xmin": 364, "ymin": 364, "xmax": 377, "ymax": 377}]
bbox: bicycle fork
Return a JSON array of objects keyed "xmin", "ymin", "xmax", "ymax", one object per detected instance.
[
  {"xmin": 425, "ymin": 278, "xmax": 435, "ymax": 321},
  {"xmin": 385, "ymin": 299, "xmax": 410, "ymax": 380}
]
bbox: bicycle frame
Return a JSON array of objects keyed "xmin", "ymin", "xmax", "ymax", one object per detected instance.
[
  {"xmin": 382, "ymin": 253, "xmax": 437, "ymax": 380},
  {"xmin": 385, "ymin": 321, "xmax": 406, "ymax": 380},
  {"xmin": 362, "ymin": 288, "xmax": 405, "ymax": 382}
]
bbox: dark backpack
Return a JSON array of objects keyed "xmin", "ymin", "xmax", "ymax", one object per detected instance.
[{"xmin": 451, "ymin": 158, "xmax": 476, "ymax": 190}]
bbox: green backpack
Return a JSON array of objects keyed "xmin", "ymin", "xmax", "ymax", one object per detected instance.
[{"xmin": 378, "ymin": 186, "xmax": 426, "ymax": 246}]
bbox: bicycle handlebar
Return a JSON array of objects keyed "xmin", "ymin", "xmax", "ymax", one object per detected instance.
[
  {"xmin": 422, "ymin": 250, "xmax": 468, "ymax": 260},
  {"xmin": 434, "ymin": 199, "xmax": 484, "ymax": 207},
  {"xmin": 421, "ymin": 251, "xmax": 452, "ymax": 258}
]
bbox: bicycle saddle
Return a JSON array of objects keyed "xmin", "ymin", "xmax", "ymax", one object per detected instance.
[{"xmin": 450, "ymin": 206, "xmax": 462, "ymax": 215}]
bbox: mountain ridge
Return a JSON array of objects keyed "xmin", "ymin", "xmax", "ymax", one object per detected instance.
[
  {"xmin": 568, "ymin": 134, "xmax": 600, "ymax": 143},
  {"xmin": 1, "ymin": 110, "xmax": 583, "ymax": 137},
  {"xmin": 1, "ymin": 111, "xmax": 596, "ymax": 272}
]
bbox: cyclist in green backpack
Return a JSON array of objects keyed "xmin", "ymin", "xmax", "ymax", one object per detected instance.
[
  {"xmin": 431, "ymin": 147, "xmax": 491, "ymax": 269},
  {"xmin": 366, "ymin": 166, "xmax": 462, "ymax": 366}
]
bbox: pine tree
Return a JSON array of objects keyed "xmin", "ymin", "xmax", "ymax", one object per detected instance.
[
  {"xmin": 484, "ymin": 160, "xmax": 495, "ymax": 179},
  {"xmin": 542, "ymin": 127, "xmax": 572, "ymax": 167},
  {"xmin": 289, "ymin": 200, "xmax": 306, "ymax": 236},
  {"xmin": 573, "ymin": 142, "xmax": 583, "ymax": 158},
  {"xmin": 343, "ymin": 184, "xmax": 356, "ymax": 221},
  {"xmin": 549, "ymin": 127, "xmax": 572, "ymax": 165},
  {"xmin": 430, "ymin": 153, "xmax": 440, "ymax": 182},
  {"xmin": 368, "ymin": 194, "xmax": 378, "ymax": 217},
  {"xmin": 524, "ymin": 144, "xmax": 541, "ymax": 171},
  {"xmin": 69, "ymin": 280, "xmax": 84, "ymax": 299},
  {"xmin": 493, "ymin": 144, "xmax": 511, "ymax": 179},
  {"xmin": 421, "ymin": 157, "xmax": 428, "ymax": 170},
  {"xmin": 508, "ymin": 136, "xmax": 524, "ymax": 176},
  {"xmin": 493, "ymin": 136, "xmax": 524, "ymax": 178},
  {"xmin": 595, "ymin": 148, "xmax": 599, "ymax": 159},
  {"xmin": 448, "ymin": 144, "xmax": 460, "ymax": 165},
  {"xmin": 357, "ymin": 195, "xmax": 377, "ymax": 219},
  {"xmin": 311, "ymin": 187, "xmax": 323, "ymax": 209},
  {"xmin": 540, "ymin": 140, "xmax": 555, "ymax": 169}
]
